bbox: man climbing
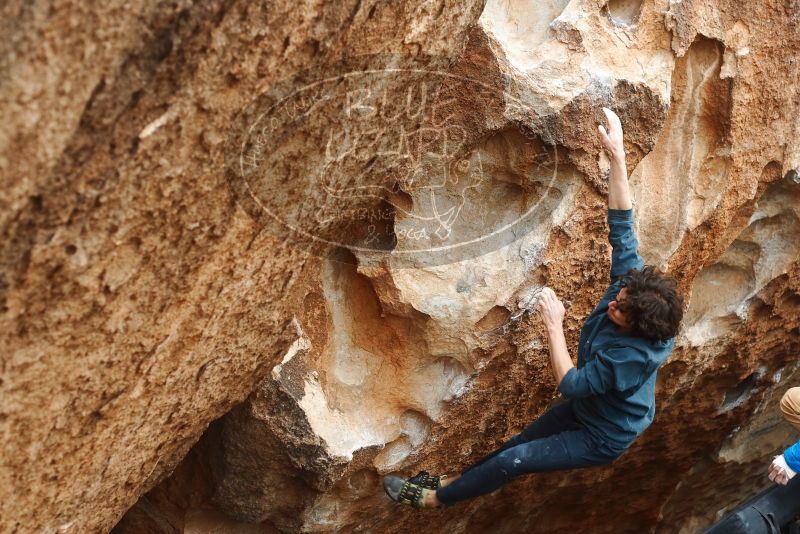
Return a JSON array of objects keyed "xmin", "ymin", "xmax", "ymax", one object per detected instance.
[{"xmin": 384, "ymin": 107, "xmax": 684, "ymax": 508}]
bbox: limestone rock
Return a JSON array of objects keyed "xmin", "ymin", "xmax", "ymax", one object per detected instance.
[
  {"xmin": 0, "ymin": 1, "xmax": 484, "ymax": 532},
  {"xmin": 2, "ymin": 0, "xmax": 800, "ymax": 533}
]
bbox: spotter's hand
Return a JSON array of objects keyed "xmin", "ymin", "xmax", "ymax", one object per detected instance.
[{"xmin": 769, "ymin": 460, "xmax": 791, "ymax": 486}]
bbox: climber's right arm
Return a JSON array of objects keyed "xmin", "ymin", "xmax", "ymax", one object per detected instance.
[
  {"xmin": 607, "ymin": 209, "xmax": 644, "ymax": 279},
  {"xmin": 598, "ymin": 107, "xmax": 631, "ymax": 210},
  {"xmin": 599, "ymin": 107, "xmax": 643, "ymax": 279}
]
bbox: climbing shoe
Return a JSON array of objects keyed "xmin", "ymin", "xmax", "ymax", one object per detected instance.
[
  {"xmin": 408, "ymin": 470, "xmax": 447, "ymax": 490},
  {"xmin": 383, "ymin": 475, "xmax": 427, "ymax": 508}
]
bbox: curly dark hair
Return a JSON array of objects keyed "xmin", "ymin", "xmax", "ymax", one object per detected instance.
[{"xmin": 617, "ymin": 266, "xmax": 684, "ymax": 341}]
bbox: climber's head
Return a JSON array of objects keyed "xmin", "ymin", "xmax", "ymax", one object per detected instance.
[{"xmin": 607, "ymin": 266, "xmax": 684, "ymax": 341}]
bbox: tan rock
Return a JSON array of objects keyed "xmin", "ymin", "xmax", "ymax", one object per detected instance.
[{"xmin": 2, "ymin": 0, "xmax": 799, "ymax": 533}]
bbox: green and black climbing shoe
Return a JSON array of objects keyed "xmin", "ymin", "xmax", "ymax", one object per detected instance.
[
  {"xmin": 383, "ymin": 475, "xmax": 427, "ymax": 508},
  {"xmin": 408, "ymin": 470, "xmax": 448, "ymax": 490}
]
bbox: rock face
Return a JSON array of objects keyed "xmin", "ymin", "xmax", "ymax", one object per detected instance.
[{"xmin": 2, "ymin": 0, "xmax": 799, "ymax": 533}]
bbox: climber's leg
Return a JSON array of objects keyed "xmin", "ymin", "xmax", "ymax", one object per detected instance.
[
  {"xmin": 462, "ymin": 400, "xmax": 578, "ymax": 472},
  {"xmin": 781, "ymin": 387, "xmax": 800, "ymax": 432},
  {"xmin": 435, "ymin": 428, "xmax": 617, "ymax": 505},
  {"xmin": 384, "ymin": 403, "xmax": 576, "ymax": 509}
]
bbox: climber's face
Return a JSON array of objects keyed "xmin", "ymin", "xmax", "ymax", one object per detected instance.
[{"xmin": 607, "ymin": 287, "xmax": 631, "ymax": 329}]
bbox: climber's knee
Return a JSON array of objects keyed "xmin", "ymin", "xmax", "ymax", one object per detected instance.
[{"xmin": 491, "ymin": 448, "xmax": 535, "ymax": 484}]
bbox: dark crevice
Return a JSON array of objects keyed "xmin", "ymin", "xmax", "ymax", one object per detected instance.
[{"xmin": 721, "ymin": 372, "xmax": 758, "ymax": 411}]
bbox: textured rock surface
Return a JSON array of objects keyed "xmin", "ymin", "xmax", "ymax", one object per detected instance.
[
  {"xmin": 2, "ymin": 0, "xmax": 800, "ymax": 533},
  {"xmin": 0, "ymin": 1, "xmax": 484, "ymax": 532}
]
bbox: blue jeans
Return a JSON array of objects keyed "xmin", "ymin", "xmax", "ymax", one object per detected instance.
[{"xmin": 436, "ymin": 400, "xmax": 626, "ymax": 505}]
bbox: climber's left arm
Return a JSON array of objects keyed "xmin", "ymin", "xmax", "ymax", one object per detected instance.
[{"xmin": 536, "ymin": 287, "xmax": 575, "ymax": 386}]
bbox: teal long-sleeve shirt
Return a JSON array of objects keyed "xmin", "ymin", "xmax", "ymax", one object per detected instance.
[{"xmin": 558, "ymin": 209, "xmax": 674, "ymax": 449}]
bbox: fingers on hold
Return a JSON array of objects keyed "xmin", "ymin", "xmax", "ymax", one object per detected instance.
[
  {"xmin": 598, "ymin": 127, "xmax": 611, "ymax": 146},
  {"xmin": 603, "ymin": 107, "xmax": 619, "ymax": 124},
  {"xmin": 541, "ymin": 287, "xmax": 560, "ymax": 305}
]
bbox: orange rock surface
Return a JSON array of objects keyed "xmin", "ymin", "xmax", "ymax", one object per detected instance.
[{"xmin": 2, "ymin": 0, "xmax": 799, "ymax": 533}]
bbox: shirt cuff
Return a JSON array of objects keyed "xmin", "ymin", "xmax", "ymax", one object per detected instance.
[
  {"xmin": 607, "ymin": 208, "xmax": 634, "ymax": 223},
  {"xmin": 558, "ymin": 367, "xmax": 580, "ymax": 398},
  {"xmin": 784, "ymin": 443, "xmax": 800, "ymax": 473}
]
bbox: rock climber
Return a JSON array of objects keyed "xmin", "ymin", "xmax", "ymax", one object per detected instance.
[
  {"xmin": 767, "ymin": 387, "xmax": 800, "ymax": 486},
  {"xmin": 384, "ymin": 107, "xmax": 685, "ymax": 508}
]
